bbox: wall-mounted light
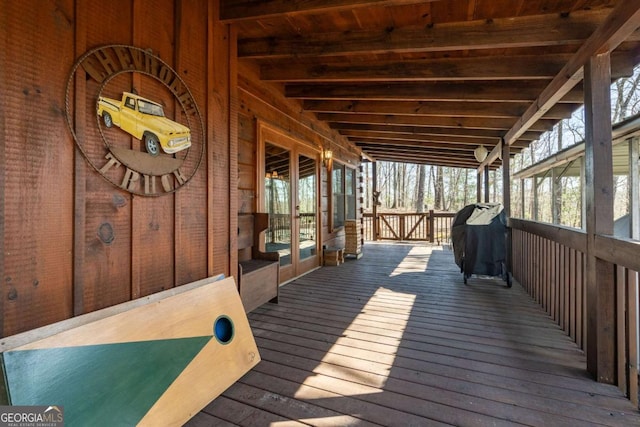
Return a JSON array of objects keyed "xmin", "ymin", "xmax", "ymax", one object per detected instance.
[
  {"xmin": 322, "ymin": 149, "xmax": 333, "ymax": 167},
  {"xmin": 474, "ymin": 145, "xmax": 488, "ymax": 163}
]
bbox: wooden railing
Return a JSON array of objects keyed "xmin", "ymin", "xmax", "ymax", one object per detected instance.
[
  {"xmin": 363, "ymin": 211, "xmax": 455, "ymax": 244},
  {"xmin": 510, "ymin": 218, "xmax": 639, "ymax": 407}
]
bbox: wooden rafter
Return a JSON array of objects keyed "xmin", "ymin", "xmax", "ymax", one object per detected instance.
[
  {"xmin": 267, "ymin": 55, "xmax": 573, "ymax": 82},
  {"xmin": 238, "ymin": 9, "xmax": 616, "ymax": 59},
  {"xmin": 316, "ymin": 113, "xmax": 557, "ymax": 132},
  {"xmin": 330, "ymin": 123, "xmax": 543, "ymax": 141},
  {"xmin": 351, "ymin": 136, "xmax": 527, "ymax": 149},
  {"xmin": 286, "ymin": 81, "xmax": 584, "ymax": 103},
  {"xmin": 343, "ymin": 130, "xmax": 508, "ymax": 146},
  {"xmin": 364, "ymin": 151, "xmax": 499, "ymax": 168},
  {"xmin": 303, "ymin": 100, "xmax": 579, "ymax": 119},
  {"xmin": 264, "ymin": 49, "xmax": 636, "ymax": 82},
  {"xmin": 220, "ymin": 0, "xmax": 433, "ymax": 22}
]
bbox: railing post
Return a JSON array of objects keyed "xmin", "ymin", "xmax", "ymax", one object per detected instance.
[
  {"xmin": 429, "ymin": 210, "xmax": 435, "ymax": 243},
  {"xmin": 372, "ymin": 161, "xmax": 379, "ymax": 241},
  {"xmin": 502, "ymin": 140, "xmax": 512, "ymax": 276}
]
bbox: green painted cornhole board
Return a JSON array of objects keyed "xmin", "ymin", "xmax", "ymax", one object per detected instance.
[{"xmin": 0, "ymin": 276, "xmax": 260, "ymax": 426}]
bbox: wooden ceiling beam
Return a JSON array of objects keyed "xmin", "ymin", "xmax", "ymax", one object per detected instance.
[
  {"xmin": 316, "ymin": 113, "xmax": 557, "ymax": 132},
  {"xmin": 331, "ymin": 123, "xmax": 543, "ymax": 141},
  {"xmin": 220, "ymin": 0, "xmax": 432, "ymax": 23},
  {"xmin": 349, "ymin": 134, "xmax": 529, "ymax": 148},
  {"xmin": 364, "ymin": 147, "xmax": 477, "ymax": 160},
  {"xmin": 267, "ymin": 55, "xmax": 571, "ymax": 82},
  {"xmin": 265, "ymin": 51, "xmax": 636, "ymax": 82},
  {"xmin": 362, "ymin": 151, "xmax": 492, "ymax": 168},
  {"xmin": 304, "ymin": 100, "xmax": 579, "ymax": 119},
  {"xmin": 238, "ymin": 9, "xmax": 615, "ymax": 59},
  {"xmin": 286, "ymin": 81, "xmax": 586, "ymax": 103},
  {"xmin": 502, "ymin": 1, "xmax": 640, "ymax": 149},
  {"xmin": 355, "ymin": 139, "xmax": 526, "ymax": 154},
  {"xmin": 343, "ymin": 130, "xmax": 497, "ymax": 146},
  {"xmin": 353, "ymin": 138, "xmax": 496, "ymax": 152},
  {"xmin": 353, "ymin": 137, "xmax": 491, "ymax": 150},
  {"xmin": 361, "ymin": 146, "xmax": 477, "ymax": 159}
]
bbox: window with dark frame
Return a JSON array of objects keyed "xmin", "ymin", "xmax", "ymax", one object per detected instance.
[{"xmin": 331, "ymin": 163, "xmax": 356, "ymax": 229}]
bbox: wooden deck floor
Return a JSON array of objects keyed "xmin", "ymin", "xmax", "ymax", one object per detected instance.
[{"xmin": 188, "ymin": 243, "xmax": 640, "ymax": 426}]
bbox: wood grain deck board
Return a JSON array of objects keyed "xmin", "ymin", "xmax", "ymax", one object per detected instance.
[{"xmin": 200, "ymin": 243, "xmax": 640, "ymax": 426}]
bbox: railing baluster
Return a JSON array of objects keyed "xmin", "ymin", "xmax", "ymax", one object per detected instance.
[
  {"xmin": 617, "ymin": 265, "xmax": 627, "ymax": 397},
  {"xmin": 627, "ymin": 269, "xmax": 639, "ymax": 407}
]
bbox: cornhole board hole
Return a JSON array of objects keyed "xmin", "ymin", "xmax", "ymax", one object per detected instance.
[{"xmin": 0, "ymin": 275, "xmax": 260, "ymax": 426}]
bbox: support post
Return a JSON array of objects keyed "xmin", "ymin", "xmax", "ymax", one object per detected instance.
[
  {"xmin": 581, "ymin": 157, "xmax": 587, "ymax": 230},
  {"xmin": 476, "ymin": 171, "xmax": 482, "ymax": 203},
  {"xmin": 552, "ymin": 168, "xmax": 561, "ymax": 224},
  {"xmin": 584, "ymin": 52, "xmax": 615, "ymax": 384},
  {"xmin": 484, "ymin": 165, "xmax": 490, "ymax": 203},
  {"xmin": 520, "ymin": 179, "xmax": 525, "ymax": 219},
  {"xmin": 372, "ymin": 161, "xmax": 379, "ymax": 241},
  {"xmin": 630, "ymin": 137, "xmax": 640, "ymax": 239},
  {"xmin": 502, "ymin": 141, "xmax": 512, "ymax": 275},
  {"xmin": 428, "ymin": 209, "xmax": 435, "ymax": 243},
  {"xmin": 533, "ymin": 177, "xmax": 539, "ymax": 221}
]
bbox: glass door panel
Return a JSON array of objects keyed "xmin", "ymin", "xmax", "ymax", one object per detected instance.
[
  {"xmin": 265, "ymin": 143, "xmax": 291, "ymax": 267},
  {"xmin": 298, "ymin": 154, "xmax": 317, "ymax": 261}
]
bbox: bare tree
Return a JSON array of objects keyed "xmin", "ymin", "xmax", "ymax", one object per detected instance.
[
  {"xmin": 433, "ymin": 166, "xmax": 444, "ymax": 210},
  {"xmin": 416, "ymin": 164, "xmax": 426, "ymax": 213}
]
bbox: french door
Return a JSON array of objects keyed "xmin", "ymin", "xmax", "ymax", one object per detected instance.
[{"xmin": 259, "ymin": 123, "xmax": 320, "ymax": 283}]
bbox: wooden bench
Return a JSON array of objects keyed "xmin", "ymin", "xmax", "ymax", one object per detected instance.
[
  {"xmin": 238, "ymin": 213, "xmax": 279, "ymax": 312},
  {"xmin": 0, "ymin": 276, "xmax": 260, "ymax": 427},
  {"xmin": 324, "ymin": 246, "xmax": 345, "ymax": 266}
]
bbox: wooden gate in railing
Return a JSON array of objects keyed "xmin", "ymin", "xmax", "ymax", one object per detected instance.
[
  {"xmin": 363, "ymin": 211, "xmax": 455, "ymax": 244},
  {"xmin": 510, "ymin": 218, "xmax": 639, "ymax": 408}
]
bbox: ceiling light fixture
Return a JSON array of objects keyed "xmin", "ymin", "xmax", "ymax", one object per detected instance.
[
  {"xmin": 323, "ymin": 149, "xmax": 333, "ymax": 167},
  {"xmin": 474, "ymin": 145, "xmax": 488, "ymax": 163}
]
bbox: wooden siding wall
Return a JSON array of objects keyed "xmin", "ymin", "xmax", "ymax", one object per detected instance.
[
  {"xmin": 0, "ymin": 0, "xmax": 233, "ymax": 337},
  {"xmin": 1, "ymin": 0, "xmax": 362, "ymax": 337}
]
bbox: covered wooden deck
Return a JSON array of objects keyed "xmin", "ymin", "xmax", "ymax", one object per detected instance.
[{"xmin": 189, "ymin": 243, "xmax": 640, "ymax": 426}]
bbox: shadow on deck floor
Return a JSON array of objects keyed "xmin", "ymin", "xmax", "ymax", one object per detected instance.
[{"xmin": 188, "ymin": 242, "xmax": 640, "ymax": 426}]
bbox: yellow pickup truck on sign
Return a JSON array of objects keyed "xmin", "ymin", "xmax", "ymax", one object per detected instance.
[{"xmin": 97, "ymin": 92, "xmax": 191, "ymax": 156}]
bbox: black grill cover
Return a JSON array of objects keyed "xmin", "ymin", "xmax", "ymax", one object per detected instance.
[{"xmin": 451, "ymin": 203, "xmax": 507, "ymax": 277}]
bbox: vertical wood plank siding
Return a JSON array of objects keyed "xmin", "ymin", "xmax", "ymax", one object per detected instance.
[
  {"xmin": 510, "ymin": 218, "xmax": 640, "ymax": 404},
  {"xmin": 175, "ymin": 0, "xmax": 209, "ymax": 286},
  {"xmin": 1, "ymin": 0, "xmax": 232, "ymax": 337},
  {"xmin": 3, "ymin": 0, "xmax": 75, "ymax": 334}
]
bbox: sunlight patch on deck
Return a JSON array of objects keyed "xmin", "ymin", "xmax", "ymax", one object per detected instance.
[
  {"xmin": 294, "ymin": 287, "xmax": 416, "ymax": 395},
  {"xmin": 389, "ymin": 244, "xmax": 433, "ymax": 276},
  {"xmin": 271, "ymin": 415, "xmax": 364, "ymax": 426}
]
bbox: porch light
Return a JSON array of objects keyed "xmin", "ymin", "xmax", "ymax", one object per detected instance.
[
  {"xmin": 474, "ymin": 145, "xmax": 488, "ymax": 163},
  {"xmin": 323, "ymin": 149, "xmax": 333, "ymax": 167}
]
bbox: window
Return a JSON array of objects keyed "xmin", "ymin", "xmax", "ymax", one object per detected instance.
[{"xmin": 331, "ymin": 163, "xmax": 356, "ymax": 229}]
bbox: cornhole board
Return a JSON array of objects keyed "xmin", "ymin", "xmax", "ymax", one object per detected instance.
[{"xmin": 0, "ymin": 275, "xmax": 260, "ymax": 426}]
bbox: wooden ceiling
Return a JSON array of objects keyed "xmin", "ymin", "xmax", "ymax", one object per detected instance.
[{"xmin": 221, "ymin": 0, "xmax": 640, "ymax": 169}]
